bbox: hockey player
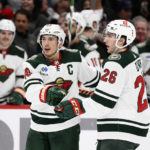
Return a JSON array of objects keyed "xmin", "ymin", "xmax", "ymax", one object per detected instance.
[
  {"xmin": 72, "ymin": 9, "xmax": 101, "ymax": 71},
  {"xmin": 62, "ymin": 12, "xmax": 86, "ymax": 48},
  {"xmin": 69, "ymin": 10, "xmax": 101, "ymax": 97},
  {"xmin": 0, "ymin": 19, "xmax": 27, "ymax": 104},
  {"xmin": 24, "ymin": 24, "xmax": 100, "ymax": 150},
  {"xmin": 90, "ymin": 20, "xmax": 150, "ymax": 150}
]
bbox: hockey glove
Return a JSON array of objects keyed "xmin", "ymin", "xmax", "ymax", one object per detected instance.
[
  {"xmin": 39, "ymin": 85, "xmax": 67, "ymax": 106},
  {"xmin": 79, "ymin": 89, "xmax": 94, "ymax": 98},
  {"xmin": 54, "ymin": 98, "xmax": 85, "ymax": 119},
  {"xmin": 7, "ymin": 87, "xmax": 25, "ymax": 105}
]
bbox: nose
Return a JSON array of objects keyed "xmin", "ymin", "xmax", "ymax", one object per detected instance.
[{"xmin": 103, "ymin": 37, "xmax": 107, "ymax": 43}]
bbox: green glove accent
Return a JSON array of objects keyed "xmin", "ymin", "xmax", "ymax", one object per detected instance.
[
  {"xmin": 46, "ymin": 86, "xmax": 67, "ymax": 106},
  {"xmin": 7, "ymin": 92, "xmax": 23, "ymax": 105},
  {"xmin": 54, "ymin": 98, "xmax": 85, "ymax": 119}
]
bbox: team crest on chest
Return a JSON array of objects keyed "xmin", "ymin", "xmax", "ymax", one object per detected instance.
[
  {"xmin": 47, "ymin": 77, "xmax": 73, "ymax": 91},
  {"xmin": 0, "ymin": 65, "xmax": 14, "ymax": 82}
]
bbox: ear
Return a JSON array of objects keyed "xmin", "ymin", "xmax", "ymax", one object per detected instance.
[
  {"xmin": 77, "ymin": 27, "xmax": 82, "ymax": 34},
  {"xmin": 118, "ymin": 37, "xmax": 126, "ymax": 46},
  {"xmin": 58, "ymin": 42, "xmax": 63, "ymax": 49}
]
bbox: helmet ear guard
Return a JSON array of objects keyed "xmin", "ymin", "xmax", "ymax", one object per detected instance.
[
  {"xmin": 104, "ymin": 20, "xmax": 136, "ymax": 49},
  {"xmin": 65, "ymin": 12, "xmax": 86, "ymax": 37}
]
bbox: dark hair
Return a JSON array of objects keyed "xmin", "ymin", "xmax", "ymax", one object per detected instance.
[
  {"xmin": 0, "ymin": 0, "xmax": 8, "ymax": 8},
  {"xmin": 14, "ymin": 9, "xmax": 31, "ymax": 21}
]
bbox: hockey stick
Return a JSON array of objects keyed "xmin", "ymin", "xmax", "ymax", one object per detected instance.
[{"xmin": 68, "ymin": 0, "xmax": 74, "ymax": 47}]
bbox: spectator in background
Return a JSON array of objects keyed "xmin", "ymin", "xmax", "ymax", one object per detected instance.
[
  {"xmin": 7, "ymin": 0, "xmax": 21, "ymax": 13},
  {"xmin": 21, "ymin": 0, "xmax": 49, "ymax": 36},
  {"xmin": 0, "ymin": 19, "xmax": 27, "ymax": 105},
  {"xmin": 117, "ymin": 0, "xmax": 132, "ymax": 20},
  {"xmin": 132, "ymin": 16, "xmax": 150, "ymax": 103},
  {"xmin": 52, "ymin": 0, "xmax": 70, "ymax": 23},
  {"xmin": 14, "ymin": 9, "xmax": 39, "ymax": 58},
  {"xmin": 82, "ymin": 0, "xmax": 91, "ymax": 10},
  {"xmin": 133, "ymin": 16, "xmax": 149, "ymax": 44},
  {"xmin": 0, "ymin": 0, "xmax": 14, "ymax": 19}
]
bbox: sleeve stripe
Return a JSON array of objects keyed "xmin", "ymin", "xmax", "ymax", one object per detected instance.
[
  {"xmin": 16, "ymin": 75, "xmax": 24, "ymax": 78},
  {"xmin": 97, "ymin": 123, "xmax": 149, "ymax": 137},
  {"xmin": 24, "ymin": 82, "xmax": 42, "ymax": 91},
  {"xmin": 91, "ymin": 93, "xmax": 116, "ymax": 108},
  {"xmin": 84, "ymin": 71, "xmax": 100, "ymax": 87},
  {"xmin": 95, "ymin": 89, "xmax": 119, "ymax": 100},
  {"xmin": 24, "ymin": 78, "xmax": 43, "ymax": 87},
  {"xmin": 97, "ymin": 118, "xmax": 150, "ymax": 127}
]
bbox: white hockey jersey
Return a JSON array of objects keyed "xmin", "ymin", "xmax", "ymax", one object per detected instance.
[
  {"xmin": 91, "ymin": 51, "xmax": 150, "ymax": 144},
  {"xmin": 24, "ymin": 49, "xmax": 100, "ymax": 132},
  {"xmin": 0, "ymin": 44, "xmax": 27, "ymax": 103},
  {"xmin": 72, "ymin": 35, "xmax": 101, "ymax": 71}
]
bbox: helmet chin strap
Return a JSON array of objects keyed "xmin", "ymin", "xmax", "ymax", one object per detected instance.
[{"xmin": 114, "ymin": 38, "xmax": 128, "ymax": 53}]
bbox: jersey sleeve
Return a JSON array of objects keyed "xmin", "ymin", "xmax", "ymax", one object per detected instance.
[
  {"xmin": 91, "ymin": 61, "xmax": 126, "ymax": 117},
  {"xmin": 78, "ymin": 55, "xmax": 100, "ymax": 89},
  {"xmin": 15, "ymin": 51, "xmax": 28, "ymax": 88},
  {"xmin": 23, "ymin": 61, "xmax": 44, "ymax": 104}
]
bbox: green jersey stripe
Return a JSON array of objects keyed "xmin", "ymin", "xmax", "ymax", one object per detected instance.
[
  {"xmin": 16, "ymin": 75, "xmax": 24, "ymax": 78},
  {"xmin": 97, "ymin": 123, "xmax": 149, "ymax": 137},
  {"xmin": 31, "ymin": 114, "xmax": 69, "ymax": 125},
  {"xmin": 24, "ymin": 82, "xmax": 42, "ymax": 91},
  {"xmin": 96, "ymin": 89, "xmax": 119, "ymax": 99},
  {"xmin": 92, "ymin": 93, "xmax": 116, "ymax": 108},
  {"xmin": 97, "ymin": 118, "xmax": 150, "ymax": 126},
  {"xmin": 31, "ymin": 109, "xmax": 56, "ymax": 116},
  {"xmin": 84, "ymin": 71, "xmax": 100, "ymax": 86},
  {"xmin": 24, "ymin": 78, "xmax": 43, "ymax": 86}
]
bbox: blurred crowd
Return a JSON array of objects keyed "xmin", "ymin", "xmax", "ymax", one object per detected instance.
[{"xmin": 1, "ymin": 0, "xmax": 150, "ymax": 105}]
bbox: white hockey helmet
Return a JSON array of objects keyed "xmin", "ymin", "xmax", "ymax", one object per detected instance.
[
  {"xmin": 0, "ymin": 19, "xmax": 16, "ymax": 33},
  {"xmin": 37, "ymin": 24, "xmax": 66, "ymax": 46},
  {"xmin": 81, "ymin": 10, "xmax": 101, "ymax": 32},
  {"xmin": 66, "ymin": 12, "xmax": 86, "ymax": 36},
  {"xmin": 0, "ymin": 19, "xmax": 16, "ymax": 47},
  {"xmin": 105, "ymin": 19, "xmax": 136, "ymax": 48}
]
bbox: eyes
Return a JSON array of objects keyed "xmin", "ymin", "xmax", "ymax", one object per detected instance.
[
  {"xmin": 41, "ymin": 36, "xmax": 57, "ymax": 42},
  {"xmin": 0, "ymin": 31, "xmax": 14, "ymax": 36}
]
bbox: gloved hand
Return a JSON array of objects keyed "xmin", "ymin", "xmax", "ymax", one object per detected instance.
[
  {"xmin": 54, "ymin": 98, "xmax": 85, "ymax": 119},
  {"xmin": 79, "ymin": 89, "xmax": 94, "ymax": 98},
  {"xmin": 39, "ymin": 85, "xmax": 67, "ymax": 106},
  {"xmin": 7, "ymin": 92, "xmax": 24, "ymax": 105}
]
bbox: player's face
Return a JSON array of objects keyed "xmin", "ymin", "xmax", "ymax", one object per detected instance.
[
  {"xmin": 41, "ymin": 35, "xmax": 58, "ymax": 58},
  {"xmin": 104, "ymin": 32, "xmax": 116, "ymax": 53},
  {"xmin": 0, "ymin": 30, "xmax": 14, "ymax": 49},
  {"xmin": 63, "ymin": 20, "xmax": 77, "ymax": 36}
]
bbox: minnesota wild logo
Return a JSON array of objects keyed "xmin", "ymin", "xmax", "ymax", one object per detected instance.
[
  {"xmin": 47, "ymin": 77, "xmax": 73, "ymax": 92},
  {"xmin": 0, "ymin": 65, "xmax": 14, "ymax": 82}
]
